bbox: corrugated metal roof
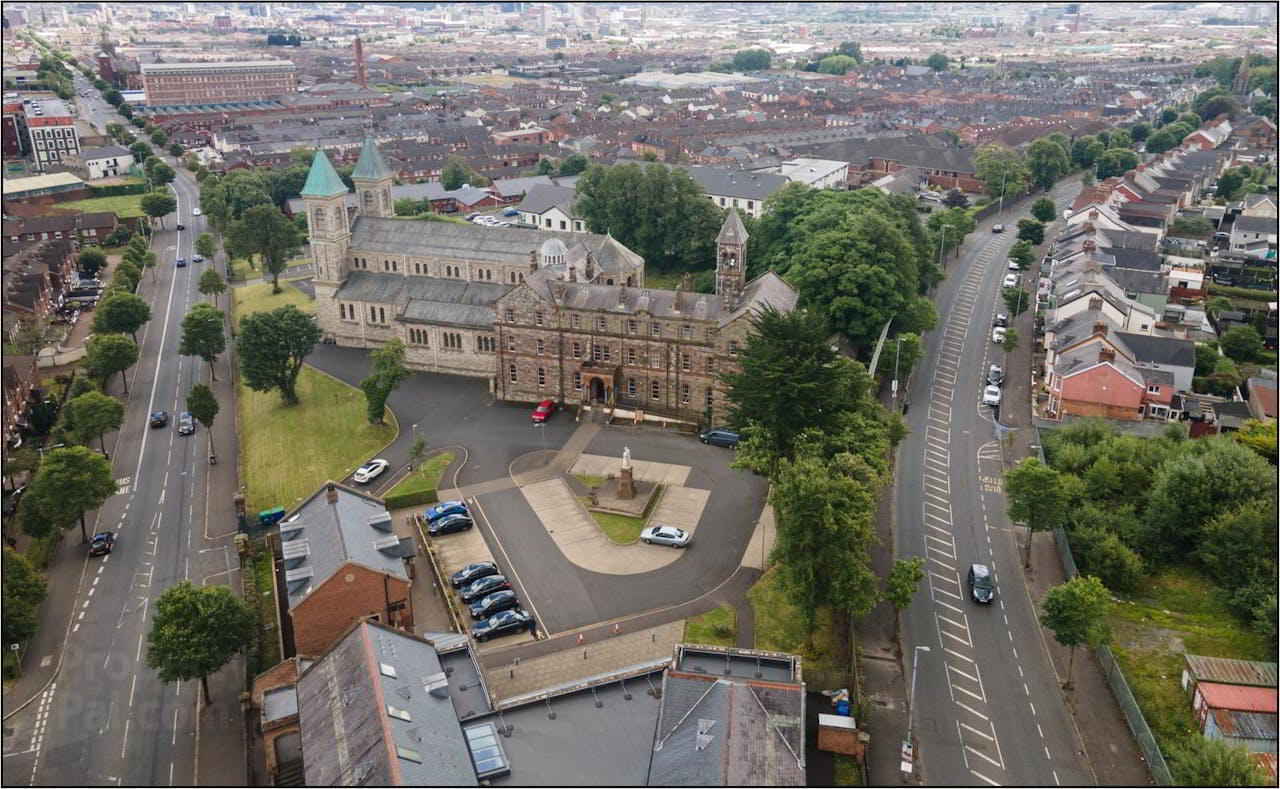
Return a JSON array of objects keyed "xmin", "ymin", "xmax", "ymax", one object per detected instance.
[
  {"xmin": 1252, "ymin": 753, "xmax": 1277, "ymax": 783},
  {"xmin": 1185, "ymin": 655, "xmax": 1278, "ymax": 688},
  {"xmin": 1211, "ymin": 708, "xmax": 1278, "ymax": 740},
  {"xmin": 1198, "ymin": 681, "xmax": 1279, "ymax": 714}
]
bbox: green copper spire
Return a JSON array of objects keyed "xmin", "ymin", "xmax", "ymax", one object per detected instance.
[
  {"xmin": 351, "ymin": 135, "xmax": 393, "ymax": 181},
  {"xmin": 300, "ymin": 150, "xmax": 348, "ymax": 197}
]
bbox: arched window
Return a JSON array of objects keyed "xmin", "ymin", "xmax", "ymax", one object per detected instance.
[
  {"xmin": 339, "ymin": 303, "xmax": 346, "ymax": 319},
  {"xmin": 379, "ymin": 307, "xmax": 385, "ymax": 323},
  {"xmin": 369, "ymin": 305, "xmax": 376, "ymax": 321},
  {"xmin": 312, "ymin": 206, "xmax": 326, "ymax": 232},
  {"xmin": 362, "ymin": 190, "xmax": 375, "ymax": 212}
]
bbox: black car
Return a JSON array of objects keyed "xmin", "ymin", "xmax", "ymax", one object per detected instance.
[
  {"xmin": 89, "ymin": 531, "xmax": 115, "ymax": 556},
  {"xmin": 699, "ymin": 428, "xmax": 740, "ymax": 448},
  {"xmin": 149, "ymin": 411, "xmax": 169, "ymax": 428},
  {"xmin": 177, "ymin": 412, "xmax": 195, "ymax": 435},
  {"xmin": 451, "ymin": 561, "xmax": 498, "ymax": 589},
  {"xmin": 471, "ymin": 608, "xmax": 532, "ymax": 642},
  {"xmin": 176, "ymin": 223, "xmax": 185, "ymax": 231},
  {"xmin": 470, "ymin": 589, "xmax": 519, "ymax": 620},
  {"xmin": 460, "ymin": 574, "xmax": 511, "ymax": 603},
  {"xmin": 967, "ymin": 563, "xmax": 994, "ymax": 604},
  {"xmin": 428, "ymin": 513, "xmax": 473, "ymax": 537}
]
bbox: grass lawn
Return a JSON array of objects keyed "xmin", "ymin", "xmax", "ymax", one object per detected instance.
[
  {"xmin": 60, "ymin": 194, "xmax": 145, "ymax": 218},
  {"xmin": 577, "ymin": 484, "xmax": 664, "ymax": 544},
  {"xmin": 384, "ymin": 450, "xmax": 455, "ymax": 498},
  {"xmin": 231, "ymin": 280, "xmax": 313, "ymax": 325},
  {"xmin": 228, "ymin": 257, "xmax": 257, "ymax": 282},
  {"xmin": 250, "ymin": 548, "xmax": 280, "ymax": 675},
  {"xmin": 1109, "ymin": 566, "xmax": 1270, "ymax": 775},
  {"xmin": 747, "ymin": 566, "xmax": 850, "ymax": 671},
  {"xmin": 237, "ymin": 366, "xmax": 396, "ymax": 515},
  {"xmin": 574, "ymin": 473, "xmax": 607, "ymax": 489},
  {"xmin": 683, "ymin": 605, "xmax": 736, "ymax": 647}
]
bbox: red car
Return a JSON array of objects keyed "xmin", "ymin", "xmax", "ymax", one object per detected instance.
[{"xmin": 531, "ymin": 399, "xmax": 555, "ymax": 423}]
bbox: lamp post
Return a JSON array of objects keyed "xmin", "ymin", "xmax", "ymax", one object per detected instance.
[
  {"xmin": 997, "ymin": 169, "xmax": 1009, "ymax": 214},
  {"xmin": 891, "ymin": 337, "xmax": 905, "ymax": 412},
  {"xmin": 907, "ymin": 644, "xmax": 931, "ymax": 742},
  {"xmin": 937, "ymin": 223, "xmax": 948, "ymax": 270}
]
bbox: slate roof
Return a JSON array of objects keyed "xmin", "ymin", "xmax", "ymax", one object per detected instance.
[
  {"xmin": 77, "ymin": 145, "xmax": 131, "ymax": 160},
  {"xmin": 300, "ymin": 150, "xmax": 348, "ymax": 197},
  {"xmin": 716, "ymin": 209, "xmax": 749, "ymax": 246},
  {"xmin": 335, "ymin": 270, "xmax": 510, "ymax": 329},
  {"xmin": 1107, "ymin": 247, "xmax": 1163, "ymax": 272},
  {"xmin": 1053, "ymin": 339, "xmax": 1145, "ymax": 389},
  {"xmin": 352, "ymin": 135, "xmax": 394, "ymax": 181},
  {"xmin": 1114, "ymin": 332, "xmax": 1195, "ymax": 369},
  {"xmin": 297, "ymin": 620, "xmax": 478, "ymax": 787},
  {"xmin": 516, "ymin": 183, "xmax": 579, "ymax": 217},
  {"xmin": 1234, "ymin": 215, "xmax": 1277, "ymax": 235},
  {"xmin": 678, "ymin": 165, "xmax": 789, "ymax": 201},
  {"xmin": 1107, "ymin": 267, "xmax": 1168, "ymax": 296},
  {"xmin": 1047, "ymin": 309, "xmax": 1117, "ymax": 352}
]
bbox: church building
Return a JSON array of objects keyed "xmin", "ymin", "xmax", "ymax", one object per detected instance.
[{"xmin": 303, "ymin": 138, "xmax": 797, "ymax": 423}]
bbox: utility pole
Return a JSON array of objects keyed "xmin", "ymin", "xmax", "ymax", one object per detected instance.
[
  {"xmin": 937, "ymin": 223, "xmax": 948, "ymax": 270},
  {"xmin": 997, "ymin": 169, "xmax": 1009, "ymax": 214},
  {"xmin": 903, "ymin": 645, "xmax": 930, "ymax": 780},
  {"xmin": 891, "ymin": 337, "xmax": 905, "ymax": 412}
]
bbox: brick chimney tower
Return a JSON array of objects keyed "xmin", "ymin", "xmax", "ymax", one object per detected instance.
[{"xmin": 354, "ymin": 36, "xmax": 368, "ymax": 88}]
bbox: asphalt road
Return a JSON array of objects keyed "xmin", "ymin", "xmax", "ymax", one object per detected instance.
[
  {"xmin": 896, "ymin": 185, "xmax": 1091, "ymax": 787},
  {"xmin": 5, "ymin": 74, "xmax": 232, "ymax": 787}
]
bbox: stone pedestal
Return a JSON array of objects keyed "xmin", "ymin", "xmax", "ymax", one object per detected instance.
[{"xmin": 618, "ymin": 464, "xmax": 635, "ymax": 500}]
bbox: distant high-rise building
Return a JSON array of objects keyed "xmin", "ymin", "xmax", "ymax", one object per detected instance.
[{"xmin": 545, "ymin": 36, "xmax": 567, "ymax": 50}]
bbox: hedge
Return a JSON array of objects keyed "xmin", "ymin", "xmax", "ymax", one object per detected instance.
[
  {"xmin": 382, "ymin": 488, "xmax": 438, "ymax": 511},
  {"xmin": 1205, "ymin": 281, "xmax": 1279, "ymax": 303},
  {"xmin": 87, "ymin": 182, "xmax": 147, "ymax": 198}
]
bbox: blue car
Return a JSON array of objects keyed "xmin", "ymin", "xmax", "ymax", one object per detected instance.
[
  {"xmin": 502, "ymin": 207, "xmax": 520, "ymax": 217},
  {"xmin": 426, "ymin": 500, "xmax": 469, "ymax": 523},
  {"xmin": 176, "ymin": 257, "xmax": 187, "ymax": 268}
]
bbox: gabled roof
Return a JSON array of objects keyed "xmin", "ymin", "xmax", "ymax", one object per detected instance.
[
  {"xmin": 300, "ymin": 150, "xmax": 349, "ymax": 198},
  {"xmin": 1114, "ymin": 332, "xmax": 1195, "ymax": 369},
  {"xmin": 352, "ymin": 135, "xmax": 394, "ymax": 182},
  {"xmin": 716, "ymin": 208, "xmax": 749, "ymax": 246},
  {"xmin": 1184, "ymin": 654, "xmax": 1278, "ymax": 688}
]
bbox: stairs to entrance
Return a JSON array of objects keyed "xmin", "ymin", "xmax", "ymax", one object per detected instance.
[{"xmin": 578, "ymin": 405, "xmax": 613, "ymax": 424}]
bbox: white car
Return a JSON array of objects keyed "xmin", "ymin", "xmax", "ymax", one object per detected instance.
[
  {"xmin": 352, "ymin": 458, "xmax": 389, "ymax": 484},
  {"xmin": 1002, "ymin": 273, "xmax": 1020, "ymax": 288},
  {"xmin": 1007, "ymin": 259, "xmax": 1021, "ymax": 270},
  {"xmin": 640, "ymin": 524, "xmax": 691, "ymax": 548},
  {"xmin": 193, "ymin": 208, "xmax": 202, "ymax": 216},
  {"xmin": 982, "ymin": 385, "xmax": 1003, "ymax": 407},
  {"xmin": 991, "ymin": 326, "xmax": 1007, "ymax": 344}
]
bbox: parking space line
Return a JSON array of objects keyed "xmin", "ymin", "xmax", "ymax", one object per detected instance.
[{"xmin": 944, "ymin": 646, "xmax": 975, "ymax": 663}]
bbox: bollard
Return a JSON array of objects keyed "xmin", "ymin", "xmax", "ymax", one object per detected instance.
[
  {"xmin": 577, "ymin": 632, "xmax": 584, "ymax": 645},
  {"xmin": 613, "ymin": 623, "xmax": 621, "ymax": 635}
]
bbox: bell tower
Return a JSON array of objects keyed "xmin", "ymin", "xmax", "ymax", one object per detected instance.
[
  {"xmin": 715, "ymin": 209, "xmax": 749, "ymax": 306},
  {"xmin": 300, "ymin": 150, "xmax": 352, "ymax": 285},
  {"xmin": 351, "ymin": 135, "xmax": 394, "ymax": 219}
]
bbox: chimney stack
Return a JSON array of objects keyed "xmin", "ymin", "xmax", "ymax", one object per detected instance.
[
  {"xmin": 1098, "ymin": 347, "xmax": 1116, "ymax": 363},
  {"xmin": 325, "ymin": 483, "xmax": 338, "ymax": 505},
  {"xmin": 1088, "ymin": 295, "xmax": 1104, "ymax": 311},
  {"xmin": 1092, "ymin": 321, "xmax": 1108, "ymax": 337},
  {"xmin": 354, "ymin": 37, "xmax": 368, "ymax": 89}
]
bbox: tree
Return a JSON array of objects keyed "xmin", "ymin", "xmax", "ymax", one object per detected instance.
[
  {"xmin": 1143, "ymin": 128, "xmax": 1177, "ymax": 154},
  {"xmin": 1219, "ymin": 326, "xmax": 1263, "ymax": 363},
  {"xmin": 1002, "ymin": 287, "xmax": 1029, "ymax": 317},
  {"xmin": 146, "ymin": 159, "xmax": 176, "ymax": 187},
  {"xmin": 407, "ymin": 434, "xmax": 429, "ymax": 477},
  {"xmin": 440, "ymin": 155, "xmax": 480, "ymax": 190},
  {"xmin": 140, "ymin": 191, "xmax": 177, "ymax": 229},
  {"xmin": 732, "ymin": 49, "xmax": 771, "ymax": 71},
  {"xmin": 1170, "ymin": 731, "xmax": 1268, "ymax": 787},
  {"xmin": 1030, "ymin": 197, "xmax": 1057, "ymax": 223},
  {"xmin": 816, "ymin": 54, "xmax": 857, "ymax": 75},
  {"xmin": 884, "ymin": 556, "xmax": 925, "ymax": 641},
  {"xmin": 236, "ymin": 305, "xmax": 321, "ymax": 405},
  {"xmin": 1039, "ymin": 575, "xmax": 1110, "ymax": 689},
  {"xmin": 1070, "ymin": 136, "xmax": 1105, "ymax": 169},
  {"xmin": 1198, "ymin": 94, "xmax": 1242, "ymax": 122},
  {"xmin": 975, "ymin": 145, "xmax": 1029, "ymax": 200},
  {"xmin": 359, "ymin": 338, "xmax": 410, "ymax": 425},
  {"xmin": 926, "ymin": 207, "xmax": 976, "ymax": 257},
  {"xmin": 941, "ymin": 188, "xmax": 969, "ymax": 208},
  {"xmin": 1009, "ymin": 239, "xmax": 1035, "ymax": 270},
  {"xmin": 3, "ymin": 447, "xmax": 39, "ymax": 491},
  {"xmin": 92, "ymin": 291, "xmax": 151, "ymax": 342},
  {"xmin": 145, "ymin": 581, "xmax": 256, "ymax": 704},
  {"xmin": 194, "ymin": 232, "xmax": 216, "ymax": 261},
  {"xmin": 1004, "ymin": 457, "xmax": 1068, "ymax": 567},
  {"xmin": 226, "ymin": 204, "xmax": 302, "ymax": 294},
  {"xmin": 1016, "ymin": 218, "xmax": 1044, "ymax": 245},
  {"xmin": 64, "ymin": 390, "xmax": 124, "ymax": 452},
  {"xmin": 3, "ymin": 547, "xmax": 46, "ymax": 646},
  {"xmin": 533, "ymin": 157, "xmax": 557, "ymax": 176},
  {"xmin": 1025, "ymin": 137, "xmax": 1070, "ymax": 191},
  {"xmin": 129, "ymin": 140, "xmax": 153, "ymax": 163},
  {"xmin": 1215, "ymin": 169, "xmax": 1245, "ymax": 201},
  {"xmin": 1232, "ymin": 420, "xmax": 1277, "ymax": 465},
  {"xmin": 835, "ymin": 41, "xmax": 863, "ymax": 62},
  {"xmin": 12, "ymin": 316, "xmax": 61, "ymax": 356},
  {"xmin": 1096, "ymin": 148, "xmax": 1139, "ymax": 180},
  {"xmin": 1252, "ymin": 96, "xmax": 1277, "ymax": 120},
  {"xmin": 25, "ymin": 446, "xmax": 116, "ymax": 543},
  {"xmin": 186, "ymin": 384, "xmax": 219, "ymax": 456},
  {"xmin": 179, "ymin": 303, "xmax": 226, "ymax": 380},
  {"xmin": 167, "ymin": 142, "xmax": 184, "ymax": 157},
  {"xmin": 1129, "ymin": 122, "xmax": 1151, "ymax": 142},
  {"xmin": 926, "ymin": 53, "xmax": 950, "ymax": 71},
  {"xmin": 557, "ymin": 153, "xmax": 589, "ymax": 176},
  {"xmin": 77, "ymin": 246, "xmax": 107, "ymax": 278},
  {"xmin": 198, "ymin": 268, "xmax": 226, "ymax": 307},
  {"xmin": 84, "ymin": 333, "xmax": 139, "ymax": 393},
  {"xmin": 149, "ymin": 129, "xmax": 168, "ymax": 146}
]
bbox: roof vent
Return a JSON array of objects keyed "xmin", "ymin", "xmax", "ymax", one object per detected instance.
[
  {"xmin": 281, "ymin": 538, "xmax": 310, "ymax": 569},
  {"xmin": 374, "ymin": 534, "xmax": 402, "ymax": 554},
  {"xmin": 696, "ymin": 733, "xmax": 715, "ymax": 751},
  {"xmin": 352, "ymin": 761, "xmax": 374, "ymax": 784},
  {"xmin": 698, "ymin": 718, "xmax": 716, "ymax": 735},
  {"xmin": 424, "ymin": 671, "xmax": 450, "ymax": 699},
  {"xmin": 395, "ymin": 685, "xmax": 412, "ymax": 701},
  {"xmin": 284, "ymin": 566, "xmax": 314, "ymax": 594},
  {"xmin": 367, "ymin": 511, "xmax": 393, "ymax": 532},
  {"xmin": 280, "ymin": 520, "xmax": 306, "ymax": 541}
]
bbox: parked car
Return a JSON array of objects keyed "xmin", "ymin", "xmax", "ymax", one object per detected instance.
[
  {"xmin": 968, "ymin": 563, "xmax": 994, "ymax": 603},
  {"xmin": 531, "ymin": 399, "xmax": 555, "ymax": 423},
  {"xmin": 698, "ymin": 428, "xmax": 739, "ymax": 448},
  {"xmin": 149, "ymin": 411, "xmax": 169, "ymax": 428},
  {"xmin": 426, "ymin": 500, "xmax": 469, "ymax": 523},
  {"xmin": 460, "ymin": 574, "xmax": 511, "ymax": 603},
  {"xmin": 177, "ymin": 411, "xmax": 195, "ymax": 435},
  {"xmin": 991, "ymin": 327, "xmax": 1007, "ymax": 344},
  {"xmin": 987, "ymin": 365, "xmax": 1005, "ymax": 386},
  {"xmin": 469, "ymin": 589, "xmax": 519, "ymax": 620},
  {"xmin": 471, "ymin": 608, "xmax": 532, "ymax": 642},
  {"xmin": 451, "ymin": 561, "xmax": 498, "ymax": 589},
  {"xmin": 993, "ymin": 314, "xmax": 1009, "ymax": 328},
  {"xmin": 1007, "ymin": 258, "xmax": 1021, "ymax": 271},
  {"xmin": 89, "ymin": 531, "xmax": 115, "ymax": 556},
  {"xmin": 428, "ymin": 513, "xmax": 473, "ymax": 536},
  {"xmin": 352, "ymin": 458, "xmax": 389, "ymax": 484},
  {"xmin": 991, "ymin": 223, "xmax": 1004, "ymax": 233},
  {"xmin": 982, "ymin": 385, "xmax": 1002, "ymax": 407},
  {"xmin": 640, "ymin": 524, "xmax": 691, "ymax": 548},
  {"xmin": 1002, "ymin": 273, "xmax": 1019, "ymax": 288},
  {"xmin": 465, "ymin": 213, "xmax": 481, "ymax": 221},
  {"xmin": 502, "ymin": 207, "xmax": 520, "ymax": 217},
  {"xmin": 176, "ymin": 258, "xmax": 187, "ymax": 268}
]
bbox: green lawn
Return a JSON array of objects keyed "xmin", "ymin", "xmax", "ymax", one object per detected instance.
[
  {"xmin": 683, "ymin": 605, "xmax": 736, "ymax": 647},
  {"xmin": 229, "ymin": 257, "xmax": 257, "ymax": 282},
  {"xmin": 237, "ymin": 366, "xmax": 396, "ymax": 515},
  {"xmin": 60, "ymin": 194, "xmax": 145, "ymax": 218},
  {"xmin": 574, "ymin": 473, "xmax": 607, "ymax": 490},
  {"xmin": 384, "ymin": 450, "xmax": 455, "ymax": 497},
  {"xmin": 231, "ymin": 280, "xmax": 313, "ymax": 324},
  {"xmin": 577, "ymin": 484, "xmax": 664, "ymax": 544},
  {"xmin": 1109, "ymin": 566, "xmax": 1271, "ymax": 776},
  {"xmin": 747, "ymin": 566, "xmax": 851, "ymax": 670}
]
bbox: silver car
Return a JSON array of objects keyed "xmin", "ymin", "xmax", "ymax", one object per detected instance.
[{"xmin": 640, "ymin": 524, "xmax": 690, "ymax": 548}]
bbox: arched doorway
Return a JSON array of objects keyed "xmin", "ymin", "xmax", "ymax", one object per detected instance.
[{"xmin": 589, "ymin": 378, "xmax": 606, "ymax": 403}]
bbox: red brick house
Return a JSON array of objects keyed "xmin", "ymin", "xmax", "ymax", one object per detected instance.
[
  {"xmin": 1046, "ymin": 342, "xmax": 1175, "ymax": 421},
  {"xmin": 3, "ymin": 354, "xmax": 38, "ymax": 447}
]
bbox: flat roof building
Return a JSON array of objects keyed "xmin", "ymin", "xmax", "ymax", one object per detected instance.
[{"xmin": 141, "ymin": 60, "xmax": 298, "ymax": 107}]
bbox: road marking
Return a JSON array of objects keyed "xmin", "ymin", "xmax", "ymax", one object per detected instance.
[
  {"xmin": 961, "ymin": 721, "xmax": 995, "ymax": 741},
  {"xmin": 948, "ymin": 663, "xmax": 981, "ymax": 684},
  {"xmin": 971, "ymin": 769, "xmax": 1002, "ymax": 786},
  {"xmin": 951, "ymin": 682, "xmax": 985, "ymax": 702}
]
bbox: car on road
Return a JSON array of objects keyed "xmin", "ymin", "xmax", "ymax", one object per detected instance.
[
  {"xmin": 352, "ymin": 458, "xmax": 389, "ymax": 484},
  {"xmin": 982, "ymin": 385, "xmax": 1002, "ymax": 407},
  {"xmin": 177, "ymin": 412, "xmax": 195, "ymax": 435},
  {"xmin": 428, "ymin": 513, "xmax": 473, "ymax": 537},
  {"xmin": 451, "ymin": 561, "xmax": 498, "ymax": 589},
  {"xmin": 469, "ymin": 589, "xmax": 519, "ymax": 620},
  {"xmin": 192, "ymin": 254, "xmax": 204, "ymax": 263},
  {"xmin": 699, "ymin": 428, "xmax": 739, "ymax": 448},
  {"xmin": 193, "ymin": 208, "xmax": 202, "ymax": 216},
  {"xmin": 531, "ymin": 399, "xmax": 556, "ymax": 423},
  {"xmin": 968, "ymin": 563, "xmax": 994, "ymax": 603},
  {"xmin": 987, "ymin": 365, "xmax": 1005, "ymax": 386},
  {"xmin": 993, "ymin": 313, "xmax": 1009, "ymax": 328},
  {"xmin": 991, "ymin": 326, "xmax": 1007, "ymax": 344},
  {"xmin": 640, "ymin": 524, "xmax": 691, "ymax": 548},
  {"xmin": 176, "ymin": 223, "xmax": 185, "ymax": 231},
  {"xmin": 460, "ymin": 574, "xmax": 511, "ymax": 603},
  {"xmin": 176, "ymin": 258, "xmax": 187, "ymax": 268},
  {"xmin": 426, "ymin": 500, "xmax": 469, "ymax": 523},
  {"xmin": 150, "ymin": 411, "xmax": 169, "ymax": 428},
  {"xmin": 471, "ymin": 608, "xmax": 532, "ymax": 642},
  {"xmin": 1002, "ymin": 273, "xmax": 1019, "ymax": 288},
  {"xmin": 89, "ymin": 531, "xmax": 115, "ymax": 556},
  {"xmin": 1007, "ymin": 258, "xmax": 1021, "ymax": 270},
  {"xmin": 991, "ymin": 223, "xmax": 1004, "ymax": 233}
]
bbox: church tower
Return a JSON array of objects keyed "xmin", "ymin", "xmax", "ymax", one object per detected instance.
[
  {"xmin": 351, "ymin": 135, "xmax": 394, "ymax": 219},
  {"xmin": 301, "ymin": 150, "xmax": 352, "ymax": 286},
  {"xmin": 715, "ymin": 209, "xmax": 749, "ymax": 307}
]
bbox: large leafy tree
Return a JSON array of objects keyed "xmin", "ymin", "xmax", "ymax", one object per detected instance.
[
  {"xmin": 1219, "ymin": 326, "xmax": 1263, "ymax": 363},
  {"xmin": 1039, "ymin": 575, "xmax": 1111, "ymax": 689},
  {"xmin": 3, "ymin": 547, "xmax": 47, "ymax": 645},
  {"xmin": 1030, "ymin": 197, "xmax": 1057, "ymax": 223},
  {"xmin": 1016, "ymin": 218, "xmax": 1045, "ymax": 245},
  {"xmin": 145, "ymin": 158, "xmax": 175, "ymax": 186},
  {"xmin": 140, "ymin": 190, "xmax": 177, "ymax": 228},
  {"xmin": 1170, "ymin": 732, "xmax": 1268, "ymax": 786},
  {"xmin": 77, "ymin": 246, "xmax": 107, "ymax": 278},
  {"xmin": 1004, "ymin": 457, "xmax": 1071, "ymax": 567},
  {"xmin": 926, "ymin": 206, "xmax": 976, "ymax": 257},
  {"xmin": 194, "ymin": 232, "xmax": 217, "ymax": 260},
  {"xmin": 25, "ymin": 446, "xmax": 117, "ymax": 543},
  {"xmin": 198, "ymin": 268, "xmax": 226, "ymax": 308},
  {"xmin": 84, "ymin": 333, "xmax": 140, "ymax": 393},
  {"xmin": 179, "ymin": 303, "xmax": 226, "ymax": 380},
  {"xmin": 226, "ymin": 204, "xmax": 302, "ymax": 294},
  {"xmin": 732, "ymin": 49, "xmax": 771, "ymax": 71},
  {"xmin": 186, "ymin": 384, "xmax": 220, "ymax": 456},
  {"xmin": 1025, "ymin": 137, "xmax": 1070, "ymax": 191},
  {"xmin": 975, "ymin": 145, "xmax": 1029, "ymax": 200},
  {"xmin": 884, "ymin": 556, "xmax": 925, "ymax": 642},
  {"xmin": 440, "ymin": 154, "xmax": 484, "ymax": 190},
  {"xmin": 1096, "ymin": 148, "xmax": 1139, "ymax": 180},
  {"xmin": 359, "ymin": 338, "xmax": 410, "ymax": 425},
  {"xmin": 92, "ymin": 291, "xmax": 151, "ymax": 341},
  {"xmin": 1070, "ymin": 136, "xmax": 1105, "ymax": 169},
  {"xmin": 236, "ymin": 305, "xmax": 321, "ymax": 405},
  {"xmin": 64, "ymin": 390, "xmax": 124, "ymax": 453},
  {"xmin": 145, "ymin": 581, "xmax": 256, "ymax": 704}
]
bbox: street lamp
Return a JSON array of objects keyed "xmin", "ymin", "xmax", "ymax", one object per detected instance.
[
  {"xmin": 906, "ymin": 644, "xmax": 931, "ymax": 743},
  {"xmin": 997, "ymin": 169, "xmax": 1009, "ymax": 214},
  {"xmin": 937, "ymin": 223, "xmax": 948, "ymax": 270},
  {"xmin": 891, "ymin": 337, "xmax": 905, "ymax": 412}
]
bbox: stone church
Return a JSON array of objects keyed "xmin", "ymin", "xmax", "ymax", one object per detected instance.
[{"xmin": 303, "ymin": 138, "xmax": 797, "ymax": 423}]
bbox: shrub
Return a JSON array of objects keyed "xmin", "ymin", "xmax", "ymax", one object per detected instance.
[{"xmin": 382, "ymin": 488, "xmax": 438, "ymax": 511}]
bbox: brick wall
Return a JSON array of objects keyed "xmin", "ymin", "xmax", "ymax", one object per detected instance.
[{"xmin": 289, "ymin": 563, "xmax": 413, "ymax": 657}]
